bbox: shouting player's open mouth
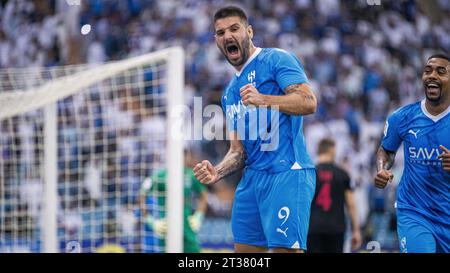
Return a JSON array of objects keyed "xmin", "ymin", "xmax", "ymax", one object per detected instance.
[
  {"xmin": 225, "ymin": 42, "xmax": 241, "ymax": 61},
  {"xmin": 425, "ymin": 80, "xmax": 441, "ymax": 98}
]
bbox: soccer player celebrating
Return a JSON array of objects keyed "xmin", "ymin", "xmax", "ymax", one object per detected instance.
[
  {"xmin": 374, "ymin": 54, "xmax": 450, "ymax": 253},
  {"xmin": 194, "ymin": 6, "xmax": 317, "ymax": 253}
]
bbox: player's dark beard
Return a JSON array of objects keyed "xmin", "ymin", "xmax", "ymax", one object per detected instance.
[
  {"xmin": 425, "ymin": 91, "xmax": 442, "ymax": 104},
  {"xmin": 223, "ymin": 36, "xmax": 250, "ymax": 67},
  {"xmin": 424, "ymin": 84, "xmax": 443, "ymax": 105}
]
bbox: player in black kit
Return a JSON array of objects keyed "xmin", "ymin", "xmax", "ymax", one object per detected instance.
[{"xmin": 308, "ymin": 138, "xmax": 362, "ymax": 253}]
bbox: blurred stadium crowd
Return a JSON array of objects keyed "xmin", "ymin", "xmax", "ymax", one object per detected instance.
[{"xmin": 0, "ymin": 0, "xmax": 449, "ymax": 252}]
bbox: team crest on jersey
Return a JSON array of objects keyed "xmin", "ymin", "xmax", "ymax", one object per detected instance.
[{"xmin": 247, "ymin": 70, "xmax": 256, "ymax": 83}]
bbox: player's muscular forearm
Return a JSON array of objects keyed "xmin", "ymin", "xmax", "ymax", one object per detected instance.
[
  {"xmin": 283, "ymin": 84, "xmax": 317, "ymax": 115},
  {"xmin": 215, "ymin": 149, "xmax": 246, "ymax": 181},
  {"xmin": 194, "ymin": 149, "xmax": 245, "ymax": 185},
  {"xmin": 374, "ymin": 146, "xmax": 396, "ymax": 189},
  {"xmin": 265, "ymin": 84, "xmax": 317, "ymax": 115},
  {"xmin": 240, "ymin": 83, "xmax": 317, "ymax": 115},
  {"xmin": 194, "ymin": 135, "xmax": 246, "ymax": 185},
  {"xmin": 376, "ymin": 146, "xmax": 396, "ymax": 172}
]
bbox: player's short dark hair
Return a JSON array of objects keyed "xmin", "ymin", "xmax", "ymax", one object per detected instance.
[
  {"xmin": 213, "ymin": 6, "xmax": 248, "ymax": 25},
  {"xmin": 428, "ymin": 53, "xmax": 450, "ymax": 63},
  {"xmin": 318, "ymin": 138, "xmax": 335, "ymax": 155}
]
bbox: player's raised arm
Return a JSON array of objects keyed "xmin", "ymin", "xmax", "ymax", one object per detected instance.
[
  {"xmin": 193, "ymin": 132, "xmax": 246, "ymax": 185},
  {"xmin": 240, "ymin": 83, "xmax": 317, "ymax": 116},
  {"xmin": 374, "ymin": 146, "xmax": 396, "ymax": 189}
]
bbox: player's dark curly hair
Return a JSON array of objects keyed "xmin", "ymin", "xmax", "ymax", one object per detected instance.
[{"xmin": 213, "ymin": 6, "xmax": 248, "ymax": 25}]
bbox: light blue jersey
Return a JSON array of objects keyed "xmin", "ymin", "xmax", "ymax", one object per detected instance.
[
  {"xmin": 221, "ymin": 48, "xmax": 316, "ymax": 250},
  {"xmin": 221, "ymin": 47, "xmax": 314, "ymax": 173},
  {"xmin": 382, "ymin": 100, "xmax": 450, "ymax": 252}
]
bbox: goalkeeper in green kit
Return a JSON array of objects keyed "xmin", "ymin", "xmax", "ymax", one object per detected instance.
[{"xmin": 139, "ymin": 150, "xmax": 208, "ymax": 253}]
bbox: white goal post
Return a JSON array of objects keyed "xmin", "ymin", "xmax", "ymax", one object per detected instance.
[{"xmin": 0, "ymin": 47, "xmax": 184, "ymax": 253}]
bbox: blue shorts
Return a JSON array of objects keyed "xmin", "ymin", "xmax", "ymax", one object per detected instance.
[
  {"xmin": 397, "ymin": 208, "xmax": 449, "ymax": 253},
  {"xmin": 231, "ymin": 168, "xmax": 316, "ymax": 250}
]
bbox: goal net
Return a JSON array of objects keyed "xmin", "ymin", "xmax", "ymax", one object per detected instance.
[{"xmin": 0, "ymin": 47, "xmax": 184, "ymax": 253}]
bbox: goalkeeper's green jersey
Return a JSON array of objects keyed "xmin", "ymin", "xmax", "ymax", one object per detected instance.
[{"xmin": 141, "ymin": 168, "xmax": 206, "ymax": 252}]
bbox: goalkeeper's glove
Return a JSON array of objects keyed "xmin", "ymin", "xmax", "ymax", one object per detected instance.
[
  {"xmin": 188, "ymin": 211, "xmax": 204, "ymax": 233},
  {"xmin": 146, "ymin": 216, "xmax": 167, "ymax": 237},
  {"xmin": 140, "ymin": 177, "xmax": 152, "ymax": 195}
]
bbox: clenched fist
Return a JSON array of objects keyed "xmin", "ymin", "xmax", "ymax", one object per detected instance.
[
  {"xmin": 193, "ymin": 160, "xmax": 218, "ymax": 185},
  {"xmin": 374, "ymin": 169, "xmax": 393, "ymax": 189},
  {"xmin": 240, "ymin": 84, "xmax": 266, "ymax": 106},
  {"xmin": 438, "ymin": 145, "xmax": 450, "ymax": 172}
]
